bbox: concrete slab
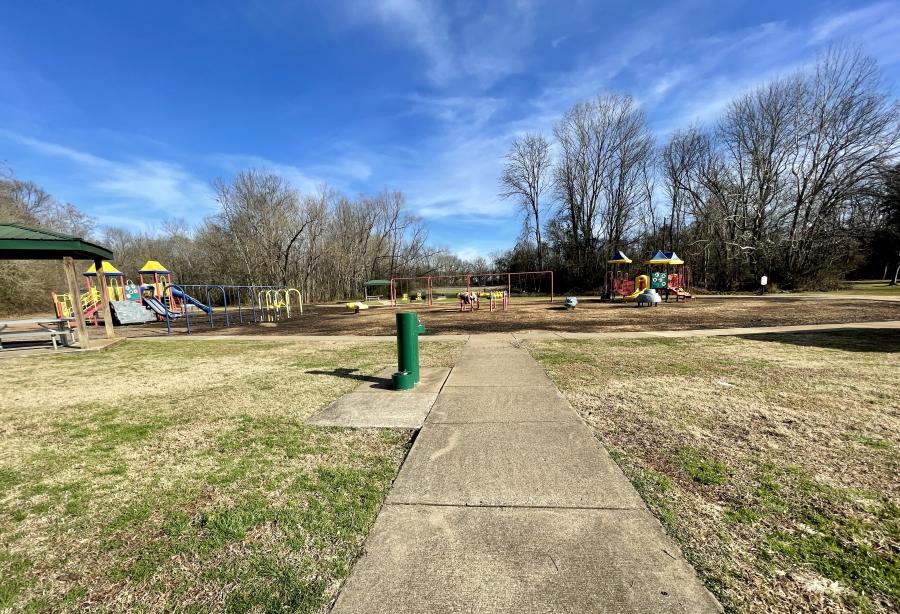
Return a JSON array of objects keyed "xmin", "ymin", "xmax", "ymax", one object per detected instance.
[
  {"xmin": 354, "ymin": 366, "xmax": 450, "ymax": 394},
  {"xmin": 427, "ymin": 386, "xmax": 579, "ymax": 424},
  {"xmin": 330, "ymin": 504, "xmax": 722, "ymax": 614},
  {"xmin": 306, "ymin": 391, "xmax": 438, "ymax": 428},
  {"xmin": 444, "ymin": 362, "xmax": 554, "ymax": 387},
  {"xmin": 387, "ymin": 422, "xmax": 643, "ymax": 508}
]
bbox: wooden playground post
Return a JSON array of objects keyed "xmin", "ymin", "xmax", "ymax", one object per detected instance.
[
  {"xmin": 63, "ymin": 257, "xmax": 90, "ymax": 349},
  {"xmin": 93, "ymin": 259, "xmax": 116, "ymax": 339}
]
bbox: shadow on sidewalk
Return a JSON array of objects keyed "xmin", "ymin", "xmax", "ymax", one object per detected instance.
[{"xmin": 305, "ymin": 367, "xmax": 393, "ymax": 387}]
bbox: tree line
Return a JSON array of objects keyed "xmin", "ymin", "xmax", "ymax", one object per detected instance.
[
  {"xmin": 3, "ymin": 45, "xmax": 899, "ymax": 316},
  {"xmin": 0, "ymin": 167, "xmax": 481, "ymax": 315},
  {"xmin": 499, "ymin": 46, "xmax": 900, "ymax": 291}
]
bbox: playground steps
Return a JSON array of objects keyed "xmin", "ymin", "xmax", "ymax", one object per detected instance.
[{"xmin": 110, "ymin": 300, "xmax": 156, "ymax": 325}]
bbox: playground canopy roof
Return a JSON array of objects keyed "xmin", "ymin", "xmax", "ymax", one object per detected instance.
[
  {"xmin": 644, "ymin": 249, "xmax": 685, "ymax": 265},
  {"xmin": 139, "ymin": 260, "xmax": 171, "ymax": 273},
  {"xmin": 364, "ymin": 279, "xmax": 391, "ymax": 286},
  {"xmin": 664, "ymin": 251, "xmax": 685, "ymax": 265},
  {"xmin": 608, "ymin": 250, "xmax": 632, "ymax": 264},
  {"xmin": 0, "ymin": 223, "xmax": 113, "ymax": 261},
  {"xmin": 84, "ymin": 261, "xmax": 124, "ymax": 277}
]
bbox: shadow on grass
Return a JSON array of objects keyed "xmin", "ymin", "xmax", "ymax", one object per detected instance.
[
  {"xmin": 305, "ymin": 367, "xmax": 392, "ymax": 387},
  {"xmin": 737, "ymin": 328, "xmax": 900, "ymax": 353}
]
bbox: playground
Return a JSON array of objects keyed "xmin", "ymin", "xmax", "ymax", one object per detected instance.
[
  {"xmin": 1, "ymin": 226, "xmax": 898, "ymax": 613},
  {"xmin": 106, "ymin": 294, "xmax": 900, "ymax": 338},
  {"xmin": 47, "ymin": 257, "xmax": 303, "ymax": 340}
]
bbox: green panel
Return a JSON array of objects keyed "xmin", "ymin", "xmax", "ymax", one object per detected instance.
[{"xmin": 0, "ymin": 223, "xmax": 113, "ymax": 260}]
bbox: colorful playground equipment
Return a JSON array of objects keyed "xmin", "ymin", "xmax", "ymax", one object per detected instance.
[
  {"xmin": 52, "ymin": 261, "xmax": 126, "ymax": 325},
  {"xmin": 52, "ymin": 259, "xmax": 303, "ymax": 334},
  {"xmin": 257, "ymin": 288, "xmax": 303, "ymax": 318},
  {"xmin": 458, "ymin": 290, "xmax": 509, "ymax": 312},
  {"xmin": 606, "ymin": 250, "xmax": 693, "ymax": 303},
  {"xmin": 389, "ymin": 271, "xmax": 553, "ymax": 307}
]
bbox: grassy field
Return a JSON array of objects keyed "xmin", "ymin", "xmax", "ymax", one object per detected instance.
[
  {"xmin": 0, "ymin": 339, "xmax": 463, "ymax": 612},
  {"xmin": 838, "ymin": 280, "xmax": 900, "ymax": 296},
  {"xmin": 528, "ymin": 330, "xmax": 899, "ymax": 613},
  {"xmin": 114, "ymin": 296, "xmax": 900, "ymax": 338}
]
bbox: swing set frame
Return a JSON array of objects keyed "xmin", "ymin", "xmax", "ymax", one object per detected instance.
[{"xmin": 389, "ymin": 270, "xmax": 554, "ymax": 307}]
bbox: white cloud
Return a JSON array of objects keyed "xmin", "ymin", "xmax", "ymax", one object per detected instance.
[
  {"xmin": 340, "ymin": 0, "xmax": 537, "ymax": 85},
  {"xmin": 812, "ymin": 2, "xmax": 898, "ymax": 43},
  {"xmin": 207, "ymin": 152, "xmax": 373, "ymax": 195},
  {"xmin": 811, "ymin": 1, "xmax": 900, "ymax": 65},
  {"xmin": 1, "ymin": 130, "xmax": 213, "ymax": 219}
]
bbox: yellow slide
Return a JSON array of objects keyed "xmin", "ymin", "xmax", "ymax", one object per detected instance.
[{"xmin": 623, "ymin": 275, "xmax": 650, "ymax": 301}]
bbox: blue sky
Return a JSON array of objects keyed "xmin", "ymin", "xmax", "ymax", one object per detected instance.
[{"xmin": 2, "ymin": 0, "xmax": 899, "ymax": 260}]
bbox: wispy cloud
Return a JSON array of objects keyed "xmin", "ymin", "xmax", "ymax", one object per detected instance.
[
  {"xmin": 207, "ymin": 152, "xmax": 373, "ymax": 196},
  {"xmin": 340, "ymin": 0, "xmax": 538, "ymax": 85},
  {"xmin": 1, "ymin": 130, "xmax": 213, "ymax": 224}
]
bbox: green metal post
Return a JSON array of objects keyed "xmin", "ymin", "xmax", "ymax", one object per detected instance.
[{"xmin": 393, "ymin": 311, "xmax": 426, "ymax": 390}]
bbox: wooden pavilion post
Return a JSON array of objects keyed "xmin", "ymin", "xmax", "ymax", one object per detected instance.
[
  {"xmin": 94, "ymin": 259, "xmax": 116, "ymax": 339},
  {"xmin": 63, "ymin": 257, "xmax": 90, "ymax": 349}
]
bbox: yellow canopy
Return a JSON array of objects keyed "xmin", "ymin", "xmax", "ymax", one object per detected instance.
[
  {"xmin": 644, "ymin": 250, "xmax": 684, "ymax": 265},
  {"xmin": 139, "ymin": 260, "xmax": 171, "ymax": 273},
  {"xmin": 608, "ymin": 249, "xmax": 632, "ymax": 264},
  {"xmin": 83, "ymin": 261, "xmax": 124, "ymax": 276}
]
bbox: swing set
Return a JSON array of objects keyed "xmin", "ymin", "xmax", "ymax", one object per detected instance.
[{"xmin": 388, "ymin": 270, "xmax": 554, "ymax": 307}]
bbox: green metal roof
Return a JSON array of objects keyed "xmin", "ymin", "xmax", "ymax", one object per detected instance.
[{"xmin": 0, "ymin": 222, "xmax": 113, "ymax": 261}]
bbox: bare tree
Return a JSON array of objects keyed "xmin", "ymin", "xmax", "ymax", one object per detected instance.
[
  {"xmin": 212, "ymin": 170, "xmax": 303, "ymax": 286},
  {"xmin": 783, "ymin": 45, "xmax": 900, "ymax": 284},
  {"xmin": 553, "ymin": 93, "xmax": 655, "ymax": 282},
  {"xmin": 500, "ymin": 133, "xmax": 552, "ymax": 269}
]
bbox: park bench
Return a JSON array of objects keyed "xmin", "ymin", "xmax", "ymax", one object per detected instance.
[{"xmin": 0, "ymin": 318, "xmax": 75, "ymax": 350}]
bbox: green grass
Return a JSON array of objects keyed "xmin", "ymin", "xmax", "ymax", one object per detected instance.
[
  {"xmin": 836, "ymin": 280, "xmax": 900, "ymax": 296},
  {"xmin": 0, "ymin": 338, "xmax": 463, "ymax": 612},
  {"xmin": 678, "ymin": 446, "xmax": 730, "ymax": 486},
  {"xmin": 530, "ymin": 331, "xmax": 900, "ymax": 613}
]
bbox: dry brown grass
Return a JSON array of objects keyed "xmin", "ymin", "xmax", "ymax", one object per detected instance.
[
  {"xmin": 107, "ymin": 296, "xmax": 900, "ymax": 338},
  {"xmin": 528, "ymin": 329, "xmax": 899, "ymax": 613},
  {"xmin": 0, "ymin": 339, "xmax": 464, "ymax": 612}
]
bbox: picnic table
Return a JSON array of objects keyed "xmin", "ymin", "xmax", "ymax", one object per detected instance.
[{"xmin": 0, "ymin": 318, "xmax": 75, "ymax": 350}]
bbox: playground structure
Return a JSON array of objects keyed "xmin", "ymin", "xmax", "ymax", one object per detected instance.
[
  {"xmin": 388, "ymin": 271, "xmax": 553, "ymax": 308},
  {"xmin": 606, "ymin": 250, "xmax": 693, "ymax": 302},
  {"xmin": 52, "ymin": 259, "xmax": 303, "ymax": 334},
  {"xmin": 459, "ymin": 289, "xmax": 509, "ymax": 312},
  {"xmin": 52, "ymin": 261, "xmax": 126, "ymax": 325}
]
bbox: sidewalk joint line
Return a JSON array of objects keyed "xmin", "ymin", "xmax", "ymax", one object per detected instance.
[{"xmin": 386, "ymin": 501, "xmax": 640, "ymax": 511}]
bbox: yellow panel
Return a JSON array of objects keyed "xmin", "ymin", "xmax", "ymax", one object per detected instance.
[{"xmin": 139, "ymin": 260, "xmax": 171, "ymax": 273}]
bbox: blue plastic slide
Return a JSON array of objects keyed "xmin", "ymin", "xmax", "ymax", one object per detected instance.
[{"xmin": 169, "ymin": 287, "xmax": 213, "ymax": 314}]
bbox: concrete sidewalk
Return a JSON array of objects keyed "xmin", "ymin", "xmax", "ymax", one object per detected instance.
[{"xmin": 331, "ymin": 334, "xmax": 721, "ymax": 613}]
